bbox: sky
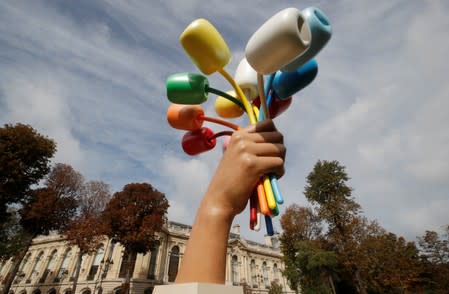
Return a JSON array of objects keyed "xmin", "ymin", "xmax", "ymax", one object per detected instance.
[{"xmin": 1, "ymin": 0, "xmax": 448, "ymax": 243}]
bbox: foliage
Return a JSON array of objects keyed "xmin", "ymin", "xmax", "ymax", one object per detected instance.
[
  {"xmin": 417, "ymin": 227, "xmax": 449, "ymax": 293},
  {"xmin": 0, "ymin": 123, "xmax": 56, "ymax": 223},
  {"xmin": 103, "ymin": 183, "xmax": 169, "ymax": 294},
  {"xmin": 0, "ymin": 209, "xmax": 32, "ymax": 260},
  {"xmin": 280, "ymin": 160, "xmax": 432, "ymax": 294},
  {"xmin": 268, "ymin": 280, "xmax": 284, "ymax": 294},
  {"xmin": 357, "ymin": 233, "xmax": 422, "ymax": 293}
]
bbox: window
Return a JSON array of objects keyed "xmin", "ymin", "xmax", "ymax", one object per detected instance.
[
  {"xmin": 147, "ymin": 241, "xmax": 160, "ymax": 280},
  {"xmin": 39, "ymin": 250, "xmax": 57, "ymax": 283},
  {"xmin": 143, "ymin": 288, "xmax": 153, "ymax": 294},
  {"xmin": 14, "ymin": 254, "xmax": 30, "ymax": 284},
  {"xmin": 231, "ymin": 255, "xmax": 239, "ymax": 285},
  {"xmin": 28, "ymin": 252, "xmax": 44, "ymax": 283},
  {"xmin": 32, "ymin": 290, "xmax": 41, "ymax": 294},
  {"xmin": 273, "ymin": 263, "xmax": 279, "ymax": 283},
  {"xmin": 47, "ymin": 289, "xmax": 56, "ymax": 294},
  {"xmin": 55, "ymin": 249, "xmax": 72, "ymax": 282},
  {"xmin": 87, "ymin": 246, "xmax": 104, "ymax": 280},
  {"xmin": 167, "ymin": 246, "xmax": 180, "ymax": 282},
  {"xmin": 81, "ymin": 289, "xmax": 91, "ymax": 294},
  {"xmin": 119, "ymin": 252, "xmax": 128, "ymax": 278},
  {"xmin": 70, "ymin": 253, "xmax": 87, "ymax": 281},
  {"xmin": 250, "ymin": 260, "xmax": 256, "ymax": 287},
  {"xmin": 262, "ymin": 262, "xmax": 269, "ymax": 288}
]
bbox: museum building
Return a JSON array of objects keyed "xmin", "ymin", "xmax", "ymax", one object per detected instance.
[{"xmin": 0, "ymin": 221, "xmax": 294, "ymax": 294}]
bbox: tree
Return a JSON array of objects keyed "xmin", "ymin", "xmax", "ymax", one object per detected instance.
[
  {"xmin": 0, "ymin": 123, "xmax": 55, "ymax": 238},
  {"xmin": 303, "ymin": 160, "xmax": 363, "ymax": 293},
  {"xmin": 280, "ymin": 205, "xmax": 331, "ymax": 293},
  {"xmin": 1, "ymin": 163, "xmax": 82, "ymax": 294},
  {"xmin": 357, "ymin": 232, "xmax": 423, "ymax": 293},
  {"xmin": 417, "ymin": 227, "xmax": 449, "ymax": 293},
  {"xmin": 65, "ymin": 180, "xmax": 111, "ymax": 294},
  {"xmin": 102, "ymin": 183, "xmax": 169, "ymax": 294},
  {"xmin": 268, "ymin": 281, "xmax": 284, "ymax": 294}
]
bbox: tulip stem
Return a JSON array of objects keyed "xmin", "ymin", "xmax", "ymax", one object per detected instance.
[
  {"xmin": 257, "ymin": 74, "xmax": 270, "ymax": 120},
  {"xmin": 208, "ymin": 130, "xmax": 234, "ymax": 141},
  {"xmin": 206, "ymin": 86, "xmax": 245, "ymax": 110},
  {"xmin": 218, "ymin": 69, "xmax": 257, "ymax": 124},
  {"xmin": 200, "ymin": 115, "xmax": 240, "ymax": 131}
]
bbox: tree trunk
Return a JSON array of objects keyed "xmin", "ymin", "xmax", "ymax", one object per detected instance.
[
  {"xmin": 1, "ymin": 236, "xmax": 34, "ymax": 294},
  {"xmin": 355, "ymin": 269, "xmax": 367, "ymax": 294},
  {"xmin": 71, "ymin": 252, "xmax": 83, "ymax": 294},
  {"xmin": 328, "ymin": 275, "xmax": 336, "ymax": 294},
  {"xmin": 122, "ymin": 251, "xmax": 136, "ymax": 294}
]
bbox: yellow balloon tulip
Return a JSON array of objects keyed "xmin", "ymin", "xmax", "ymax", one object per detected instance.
[
  {"xmin": 214, "ymin": 91, "xmax": 244, "ymax": 118},
  {"xmin": 180, "ymin": 19, "xmax": 231, "ymax": 75}
]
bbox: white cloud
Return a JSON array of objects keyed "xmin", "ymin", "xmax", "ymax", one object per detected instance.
[{"xmin": 1, "ymin": 0, "xmax": 448, "ymax": 243}]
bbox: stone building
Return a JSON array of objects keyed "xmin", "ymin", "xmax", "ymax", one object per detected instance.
[{"xmin": 0, "ymin": 221, "xmax": 294, "ymax": 294}]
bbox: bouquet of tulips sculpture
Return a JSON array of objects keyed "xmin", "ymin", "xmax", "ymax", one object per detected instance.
[{"xmin": 166, "ymin": 7, "xmax": 332, "ymax": 235}]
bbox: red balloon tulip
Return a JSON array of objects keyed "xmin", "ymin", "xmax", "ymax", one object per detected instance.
[
  {"xmin": 253, "ymin": 94, "xmax": 292, "ymax": 118},
  {"xmin": 182, "ymin": 127, "xmax": 216, "ymax": 155}
]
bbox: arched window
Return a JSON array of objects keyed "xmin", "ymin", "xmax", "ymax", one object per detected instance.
[
  {"xmin": 262, "ymin": 262, "xmax": 269, "ymax": 288},
  {"xmin": 28, "ymin": 252, "xmax": 44, "ymax": 283},
  {"xmin": 273, "ymin": 263, "xmax": 279, "ymax": 282},
  {"xmin": 63, "ymin": 289, "xmax": 72, "ymax": 294},
  {"xmin": 32, "ymin": 289, "xmax": 41, "ymax": 294},
  {"xmin": 167, "ymin": 246, "xmax": 180, "ymax": 282},
  {"xmin": 19, "ymin": 253, "xmax": 31, "ymax": 273},
  {"xmin": 113, "ymin": 286, "xmax": 121, "ymax": 294},
  {"xmin": 81, "ymin": 289, "xmax": 91, "ymax": 294},
  {"xmin": 250, "ymin": 260, "xmax": 256, "ymax": 287},
  {"xmin": 231, "ymin": 255, "xmax": 239, "ymax": 285},
  {"xmin": 119, "ymin": 251, "xmax": 128, "ymax": 278},
  {"xmin": 55, "ymin": 248, "xmax": 72, "ymax": 282},
  {"xmin": 47, "ymin": 289, "xmax": 56, "ymax": 294},
  {"xmin": 71, "ymin": 253, "xmax": 87, "ymax": 281},
  {"xmin": 87, "ymin": 246, "xmax": 104, "ymax": 280},
  {"xmin": 147, "ymin": 240, "xmax": 160, "ymax": 280},
  {"xmin": 39, "ymin": 250, "xmax": 57, "ymax": 283}
]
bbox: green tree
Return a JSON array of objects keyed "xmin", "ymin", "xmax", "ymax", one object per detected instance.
[
  {"xmin": 304, "ymin": 160, "xmax": 363, "ymax": 293},
  {"xmin": 268, "ymin": 280, "xmax": 284, "ymax": 294},
  {"xmin": 102, "ymin": 183, "xmax": 169, "ymax": 294}
]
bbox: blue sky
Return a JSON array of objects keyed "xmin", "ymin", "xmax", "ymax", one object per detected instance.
[{"xmin": 1, "ymin": 0, "xmax": 448, "ymax": 243}]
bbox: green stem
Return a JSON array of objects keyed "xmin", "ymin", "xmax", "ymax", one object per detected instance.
[{"xmin": 206, "ymin": 86, "xmax": 245, "ymax": 110}]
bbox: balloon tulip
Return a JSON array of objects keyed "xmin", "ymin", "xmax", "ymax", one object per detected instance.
[
  {"xmin": 166, "ymin": 104, "xmax": 204, "ymax": 131},
  {"xmin": 214, "ymin": 90, "xmax": 245, "ymax": 118},
  {"xmin": 253, "ymin": 94, "xmax": 292, "ymax": 118},
  {"xmin": 282, "ymin": 7, "xmax": 332, "ymax": 72},
  {"xmin": 180, "ymin": 19, "xmax": 231, "ymax": 75},
  {"xmin": 234, "ymin": 58, "xmax": 258, "ymax": 100},
  {"xmin": 166, "ymin": 73, "xmax": 209, "ymax": 104},
  {"xmin": 272, "ymin": 59, "xmax": 318, "ymax": 99},
  {"xmin": 245, "ymin": 8, "xmax": 311, "ymax": 74},
  {"xmin": 182, "ymin": 127, "xmax": 216, "ymax": 155}
]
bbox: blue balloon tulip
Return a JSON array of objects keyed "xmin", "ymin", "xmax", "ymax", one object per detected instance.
[
  {"xmin": 272, "ymin": 59, "xmax": 318, "ymax": 99},
  {"xmin": 281, "ymin": 7, "xmax": 332, "ymax": 72}
]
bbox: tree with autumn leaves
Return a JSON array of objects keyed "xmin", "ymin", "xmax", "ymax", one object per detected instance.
[
  {"xmin": 102, "ymin": 183, "xmax": 169, "ymax": 294},
  {"xmin": 280, "ymin": 160, "xmax": 426, "ymax": 294}
]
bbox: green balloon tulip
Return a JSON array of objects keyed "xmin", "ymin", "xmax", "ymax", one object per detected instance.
[{"xmin": 166, "ymin": 73, "xmax": 209, "ymax": 104}]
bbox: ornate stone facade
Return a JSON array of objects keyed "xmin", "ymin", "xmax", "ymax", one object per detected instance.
[{"xmin": 0, "ymin": 222, "xmax": 294, "ymax": 294}]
